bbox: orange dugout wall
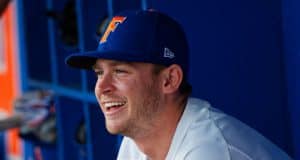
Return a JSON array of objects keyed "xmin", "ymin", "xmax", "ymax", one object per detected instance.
[{"xmin": 0, "ymin": 1, "xmax": 22, "ymax": 159}]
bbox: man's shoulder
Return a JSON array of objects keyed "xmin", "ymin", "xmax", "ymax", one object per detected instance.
[
  {"xmin": 171, "ymin": 97, "xmax": 292, "ymax": 160},
  {"xmin": 170, "ymin": 97, "xmax": 231, "ymax": 158}
]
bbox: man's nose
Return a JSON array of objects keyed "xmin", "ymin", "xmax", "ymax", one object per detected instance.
[{"xmin": 96, "ymin": 73, "xmax": 114, "ymax": 94}]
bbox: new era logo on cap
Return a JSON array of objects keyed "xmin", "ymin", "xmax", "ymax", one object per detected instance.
[{"xmin": 164, "ymin": 47, "xmax": 175, "ymax": 59}]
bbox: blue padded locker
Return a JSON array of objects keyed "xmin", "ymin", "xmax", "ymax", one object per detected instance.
[
  {"xmin": 22, "ymin": 0, "xmax": 52, "ymax": 83},
  {"xmin": 16, "ymin": 0, "xmax": 146, "ymax": 159},
  {"xmin": 55, "ymin": 97, "xmax": 86, "ymax": 160},
  {"xmin": 83, "ymin": 103, "xmax": 119, "ymax": 160},
  {"xmin": 50, "ymin": 0, "xmax": 82, "ymax": 90}
]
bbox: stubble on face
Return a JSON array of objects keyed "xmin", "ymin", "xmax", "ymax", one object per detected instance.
[
  {"xmin": 120, "ymin": 77, "xmax": 162, "ymax": 138},
  {"xmin": 104, "ymin": 66, "xmax": 164, "ymax": 138}
]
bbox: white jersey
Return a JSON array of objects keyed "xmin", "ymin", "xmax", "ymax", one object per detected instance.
[{"xmin": 117, "ymin": 98, "xmax": 292, "ymax": 160}]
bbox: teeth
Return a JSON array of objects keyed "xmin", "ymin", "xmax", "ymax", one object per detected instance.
[{"xmin": 104, "ymin": 102, "xmax": 126, "ymax": 108}]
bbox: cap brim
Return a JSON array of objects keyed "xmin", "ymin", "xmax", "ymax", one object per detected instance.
[
  {"xmin": 65, "ymin": 50, "xmax": 156, "ymax": 70},
  {"xmin": 65, "ymin": 51, "xmax": 97, "ymax": 69}
]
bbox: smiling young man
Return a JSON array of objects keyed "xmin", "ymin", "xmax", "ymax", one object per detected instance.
[
  {"xmin": 66, "ymin": 9, "xmax": 292, "ymax": 160},
  {"xmin": 93, "ymin": 59, "xmax": 187, "ymax": 159}
]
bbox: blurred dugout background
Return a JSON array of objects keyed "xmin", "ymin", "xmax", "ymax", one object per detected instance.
[{"xmin": 0, "ymin": 0, "xmax": 299, "ymax": 159}]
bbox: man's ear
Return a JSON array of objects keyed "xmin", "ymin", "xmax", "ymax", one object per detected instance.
[{"xmin": 161, "ymin": 64, "xmax": 183, "ymax": 94}]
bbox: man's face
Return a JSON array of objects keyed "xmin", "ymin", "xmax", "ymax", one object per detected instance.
[{"xmin": 93, "ymin": 59, "xmax": 164, "ymax": 137}]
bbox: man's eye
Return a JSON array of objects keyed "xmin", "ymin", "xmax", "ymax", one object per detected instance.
[
  {"xmin": 95, "ymin": 71, "xmax": 103, "ymax": 77},
  {"xmin": 115, "ymin": 69, "xmax": 127, "ymax": 74}
]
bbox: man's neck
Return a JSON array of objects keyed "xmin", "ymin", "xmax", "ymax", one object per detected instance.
[{"xmin": 133, "ymin": 97, "xmax": 187, "ymax": 160}]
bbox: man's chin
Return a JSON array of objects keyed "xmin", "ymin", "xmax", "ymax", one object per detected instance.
[
  {"xmin": 106, "ymin": 129, "xmax": 120, "ymax": 135},
  {"xmin": 105, "ymin": 123, "xmax": 125, "ymax": 135}
]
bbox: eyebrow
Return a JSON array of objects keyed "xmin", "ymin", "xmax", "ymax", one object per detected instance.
[{"xmin": 92, "ymin": 60, "xmax": 136, "ymax": 70}]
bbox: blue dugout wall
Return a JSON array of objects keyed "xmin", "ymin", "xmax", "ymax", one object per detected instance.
[
  {"xmin": 15, "ymin": 0, "xmax": 298, "ymax": 159},
  {"xmin": 282, "ymin": 0, "xmax": 300, "ymax": 158},
  {"xmin": 149, "ymin": 0, "xmax": 299, "ymax": 158}
]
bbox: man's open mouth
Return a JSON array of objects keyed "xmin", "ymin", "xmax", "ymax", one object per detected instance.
[{"xmin": 103, "ymin": 101, "xmax": 126, "ymax": 112}]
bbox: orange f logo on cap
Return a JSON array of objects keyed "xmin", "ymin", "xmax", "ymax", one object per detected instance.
[{"xmin": 100, "ymin": 16, "xmax": 127, "ymax": 43}]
